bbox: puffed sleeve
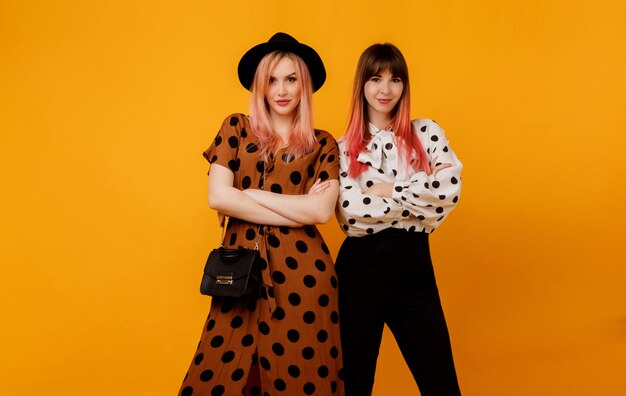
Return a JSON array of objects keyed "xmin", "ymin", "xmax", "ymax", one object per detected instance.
[
  {"xmin": 336, "ymin": 142, "xmax": 405, "ymax": 227},
  {"xmin": 392, "ymin": 120, "xmax": 462, "ymax": 230},
  {"xmin": 313, "ymin": 131, "xmax": 340, "ymax": 182},
  {"xmin": 202, "ymin": 113, "xmax": 246, "ymax": 174}
]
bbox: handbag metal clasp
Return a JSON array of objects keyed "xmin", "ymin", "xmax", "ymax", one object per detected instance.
[{"xmin": 216, "ymin": 275, "xmax": 234, "ymax": 285}]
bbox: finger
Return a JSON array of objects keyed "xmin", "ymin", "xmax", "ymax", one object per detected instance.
[
  {"xmin": 317, "ymin": 185, "xmax": 329, "ymax": 192},
  {"xmin": 309, "ymin": 179, "xmax": 331, "ymax": 194},
  {"xmin": 317, "ymin": 184, "xmax": 330, "ymax": 194},
  {"xmin": 433, "ymin": 164, "xmax": 452, "ymax": 175},
  {"xmin": 308, "ymin": 178, "xmax": 322, "ymax": 193},
  {"xmin": 313, "ymin": 183, "xmax": 329, "ymax": 193}
]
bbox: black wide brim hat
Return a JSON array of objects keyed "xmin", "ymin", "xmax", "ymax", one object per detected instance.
[{"xmin": 238, "ymin": 32, "xmax": 326, "ymax": 92}]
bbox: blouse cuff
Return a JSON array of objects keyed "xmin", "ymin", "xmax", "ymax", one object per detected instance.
[{"xmin": 392, "ymin": 170, "xmax": 428, "ymax": 201}]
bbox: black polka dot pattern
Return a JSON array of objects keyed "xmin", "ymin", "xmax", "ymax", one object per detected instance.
[
  {"xmin": 246, "ymin": 143, "xmax": 258, "ymax": 153},
  {"xmin": 336, "ymin": 118, "xmax": 462, "ymax": 236},
  {"xmin": 200, "ymin": 369, "xmax": 214, "ymax": 382},
  {"xmin": 290, "ymin": 171, "xmax": 302, "ymax": 185},
  {"xmin": 287, "ymin": 329, "xmax": 300, "ymax": 342},
  {"xmin": 210, "ymin": 335, "xmax": 224, "ymax": 348},
  {"xmin": 288, "ymin": 365, "xmax": 301, "ymax": 378},
  {"xmin": 194, "ymin": 353, "xmax": 204, "ymax": 365},
  {"xmin": 181, "ymin": 114, "xmax": 344, "ymax": 395},
  {"xmin": 231, "ymin": 368, "xmax": 244, "ymax": 381},
  {"xmin": 221, "ymin": 350, "xmax": 235, "ymax": 363}
]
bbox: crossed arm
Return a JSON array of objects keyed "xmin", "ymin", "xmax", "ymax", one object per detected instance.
[
  {"xmin": 362, "ymin": 158, "xmax": 452, "ymax": 197},
  {"xmin": 207, "ymin": 163, "xmax": 338, "ymax": 227}
]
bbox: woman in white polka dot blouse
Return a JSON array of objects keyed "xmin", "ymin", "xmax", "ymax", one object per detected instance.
[{"xmin": 335, "ymin": 43, "xmax": 463, "ymax": 395}]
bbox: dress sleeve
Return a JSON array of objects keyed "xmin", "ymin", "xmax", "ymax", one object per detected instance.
[
  {"xmin": 337, "ymin": 145, "xmax": 406, "ymax": 225},
  {"xmin": 313, "ymin": 132, "xmax": 340, "ymax": 182},
  {"xmin": 392, "ymin": 120, "xmax": 462, "ymax": 229},
  {"xmin": 202, "ymin": 113, "xmax": 246, "ymax": 174}
]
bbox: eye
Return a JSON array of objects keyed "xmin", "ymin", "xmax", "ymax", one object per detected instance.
[
  {"xmin": 288, "ymin": 76, "xmax": 297, "ymax": 82},
  {"xmin": 370, "ymin": 77, "xmax": 380, "ymax": 83},
  {"xmin": 269, "ymin": 77, "xmax": 276, "ymax": 84},
  {"xmin": 392, "ymin": 78, "xmax": 402, "ymax": 83}
]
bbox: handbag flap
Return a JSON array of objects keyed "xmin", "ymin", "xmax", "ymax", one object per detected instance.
[{"xmin": 204, "ymin": 247, "xmax": 259, "ymax": 281}]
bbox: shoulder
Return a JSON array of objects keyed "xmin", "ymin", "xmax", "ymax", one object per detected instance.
[
  {"xmin": 315, "ymin": 129, "xmax": 338, "ymax": 148},
  {"xmin": 336, "ymin": 136, "xmax": 346, "ymax": 151},
  {"xmin": 412, "ymin": 118, "xmax": 447, "ymax": 142},
  {"xmin": 220, "ymin": 113, "xmax": 249, "ymax": 130},
  {"xmin": 412, "ymin": 118, "xmax": 444, "ymax": 133},
  {"xmin": 216, "ymin": 113, "xmax": 252, "ymax": 145}
]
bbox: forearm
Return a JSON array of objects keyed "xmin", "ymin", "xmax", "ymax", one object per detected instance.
[
  {"xmin": 207, "ymin": 163, "xmax": 301, "ymax": 226},
  {"xmin": 393, "ymin": 166, "xmax": 462, "ymax": 222},
  {"xmin": 338, "ymin": 182, "xmax": 404, "ymax": 223},
  {"xmin": 245, "ymin": 182, "xmax": 339, "ymax": 225},
  {"xmin": 209, "ymin": 185, "xmax": 301, "ymax": 226}
]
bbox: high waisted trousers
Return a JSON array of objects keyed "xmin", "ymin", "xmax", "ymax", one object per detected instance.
[{"xmin": 335, "ymin": 228, "xmax": 461, "ymax": 396}]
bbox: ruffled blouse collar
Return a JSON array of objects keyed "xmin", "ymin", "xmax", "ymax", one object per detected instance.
[{"xmin": 356, "ymin": 123, "xmax": 397, "ymax": 171}]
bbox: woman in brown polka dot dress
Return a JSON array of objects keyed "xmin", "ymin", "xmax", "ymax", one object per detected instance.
[{"xmin": 179, "ymin": 33, "xmax": 344, "ymax": 396}]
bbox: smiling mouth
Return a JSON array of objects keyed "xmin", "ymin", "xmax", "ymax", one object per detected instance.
[
  {"xmin": 275, "ymin": 100, "xmax": 291, "ymax": 106},
  {"xmin": 377, "ymin": 99, "xmax": 392, "ymax": 104}
]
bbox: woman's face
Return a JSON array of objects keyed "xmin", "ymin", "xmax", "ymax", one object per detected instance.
[
  {"xmin": 363, "ymin": 69, "xmax": 404, "ymax": 121},
  {"xmin": 265, "ymin": 56, "xmax": 302, "ymax": 118}
]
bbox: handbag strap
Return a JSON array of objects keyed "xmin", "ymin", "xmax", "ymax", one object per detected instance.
[{"xmin": 219, "ymin": 160, "xmax": 265, "ymax": 251}]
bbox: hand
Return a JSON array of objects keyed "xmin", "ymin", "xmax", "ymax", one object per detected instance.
[
  {"xmin": 431, "ymin": 156, "xmax": 452, "ymax": 175},
  {"xmin": 363, "ymin": 182, "xmax": 393, "ymax": 197},
  {"xmin": 217, "ymin": 212, "xmax": 225, "ymax": 227},
  {"xmin": 308, "ymin": 178, "xmax": 330, "ymax": 195}
]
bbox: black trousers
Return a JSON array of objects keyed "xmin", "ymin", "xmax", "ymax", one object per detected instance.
[{"xmin": 335, "ymin": 228, "xmax": 461, "ymax": 396}]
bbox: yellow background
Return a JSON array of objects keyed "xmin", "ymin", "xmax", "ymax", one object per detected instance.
[{"xmin": 1, "ymin": 0, "xmax": 625, "ymax": 395}]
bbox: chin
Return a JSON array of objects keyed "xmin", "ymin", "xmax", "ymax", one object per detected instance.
[
  {"xmin": 375, "ymin": 106, "xmax": 394, "ymax": 114},
  {"xmin": 272, "ymin": 107, "xmax": 296, "ymax": 116}
]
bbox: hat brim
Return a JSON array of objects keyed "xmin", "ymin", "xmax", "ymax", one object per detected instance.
[{"xmin": 238, "ymin": 40, "xmax": 326, "ymax": 92}]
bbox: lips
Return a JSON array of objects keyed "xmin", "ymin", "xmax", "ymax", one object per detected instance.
[
  {"xmin": 275, "ymin": 99, "xmax": 291, "ymax": 106},
  {"xmin": 377, "ymin": 98, "xmax": 392, "ymax": 104}
]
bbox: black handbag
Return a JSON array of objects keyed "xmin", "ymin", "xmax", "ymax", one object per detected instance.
[
  {"xmin": 200, "ymin": 161, "xmax": 265, "ymax": 299},
  {"xmin": 200, "ymin": 243, "xmax": 262, "ymax": 299}
]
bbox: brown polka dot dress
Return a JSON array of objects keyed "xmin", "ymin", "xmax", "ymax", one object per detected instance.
[{"xmin": 179, "ymin": 113, "xmax": 344, "ymax": 396}]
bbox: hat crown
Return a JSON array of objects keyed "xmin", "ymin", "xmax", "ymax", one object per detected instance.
[
  {"xmin": 238, "ymin": 32, "xmax": 326, "ymax": 92},
  {"xmin": 268, "ymin": 32, "xmax": 298, "ymax": 44}
]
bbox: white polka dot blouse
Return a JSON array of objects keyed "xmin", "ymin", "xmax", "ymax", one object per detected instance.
[{"xmin": 336, "ymin": 119, "xmax": 463, "ymax": 237}]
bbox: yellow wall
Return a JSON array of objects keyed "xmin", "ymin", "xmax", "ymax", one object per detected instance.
[{"xmin": 1, "ymin": 1, "xmax": 625, "ymax": 395}]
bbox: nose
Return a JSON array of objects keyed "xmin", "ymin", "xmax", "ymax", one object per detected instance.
[
  {"xmin": 277, "ymin": 81, "xmax": 287, "ymax": 95},
  {"xmin": 380, "ymin": 80, "xmax": 390, "ymax": 94}
]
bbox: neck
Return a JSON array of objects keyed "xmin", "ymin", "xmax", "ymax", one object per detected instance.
[
  {"xmin": 368, "ymin": 112, "xmax": 392, "ymax": 132},
  {"xmin": 269, "ymin": 112, "xmax": 294, "ymax": 145}
]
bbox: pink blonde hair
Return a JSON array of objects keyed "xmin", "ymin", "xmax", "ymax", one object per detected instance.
[
  {"xmin": 249, "ymin": 51, "xmax": 315, "ymax": 160},
  {"xmin": 344, "ymin": 43, "xmax": 430, "ymax": 177}
]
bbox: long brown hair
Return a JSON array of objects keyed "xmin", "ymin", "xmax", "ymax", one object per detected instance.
[{"xmin": 344, "ymin": 43, "xmax": 430, "ymax": 177}]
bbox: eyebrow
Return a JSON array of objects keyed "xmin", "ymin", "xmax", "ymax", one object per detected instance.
[
  {"xmin": 270, "ymin": 72, "xmax": 297, "ymax": 78},
  {"xmin": 370, "ymin": 73, "xmax": 400, "ymax": 79}
]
